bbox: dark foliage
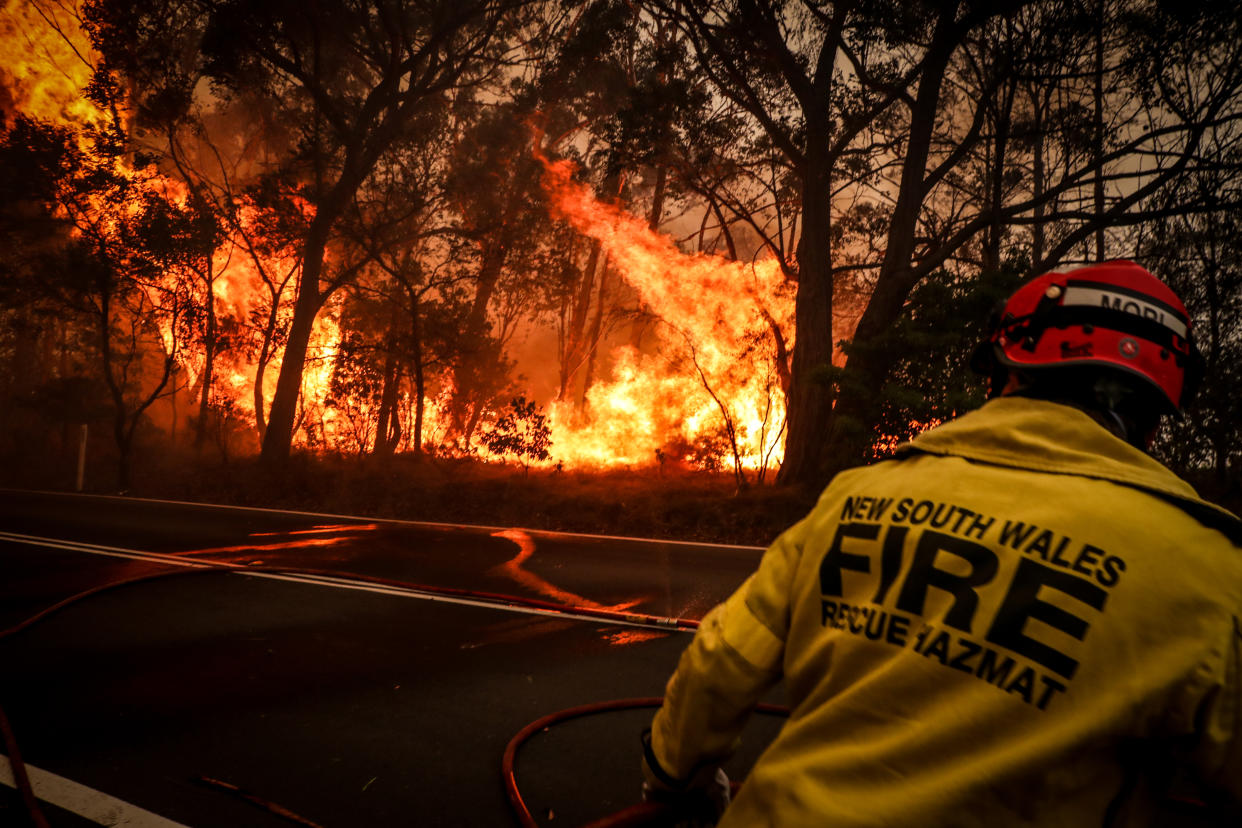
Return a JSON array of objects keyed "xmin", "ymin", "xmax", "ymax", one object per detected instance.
[{"xmin": 482, "ymin": 395, "xmax": 553, "ymax": 469}]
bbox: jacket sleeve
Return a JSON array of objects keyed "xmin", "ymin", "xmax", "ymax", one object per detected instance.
[{"xmin": 646, "ymin": 515, "xmax": 809, "ymax": 783}]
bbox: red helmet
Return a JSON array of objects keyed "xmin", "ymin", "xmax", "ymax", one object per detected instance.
[{"xmin": 971, "ymin": 260, "xmax": 1203, "ymax": 413}]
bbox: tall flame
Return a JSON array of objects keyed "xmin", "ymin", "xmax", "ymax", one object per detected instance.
[
  {"xmin": 3, "ymin": 5, "xmax": 799, "ymax": 474},
  {"xmin": 0, "ymin": 2, "xmax": 346, "ymax": 453},
  {"xmin": 537, "ymin": 149, "xmax": 795, "ymax": 474}
]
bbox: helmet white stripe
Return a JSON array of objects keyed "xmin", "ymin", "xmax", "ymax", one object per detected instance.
[{"xmin": 1061, "ymin": 285, "xmax": 1189, "ymax": 339}]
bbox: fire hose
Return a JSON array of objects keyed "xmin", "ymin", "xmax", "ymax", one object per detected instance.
[
  {"xmin": 0, "ymin": 560, "xmax": 773, "ymax": 828},
  {"xmin": 502, "ymin": 697, "xmax": 789, "ymax": 828},
  {"xmin": 4, "ymin": 561, "xmax": 1219, "ymax": 827}
]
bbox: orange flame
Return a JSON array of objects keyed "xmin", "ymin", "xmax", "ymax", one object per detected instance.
[
  {"xmin": 0, "ymin": 4, "xmax": 349, "ymax": 452},
  {"xmin": 0, "ymin": 0, "xmax": 101, "ymax": 127},
  {"xmin": 536, "ymin": 148, "xmax": 795, "ymax": 474},
  {"xmin": 3, "ymin": 7, "xmax": 799, "ymax": 473}
]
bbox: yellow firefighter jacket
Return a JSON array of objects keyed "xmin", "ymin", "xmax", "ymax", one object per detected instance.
[{"xmin": 648, "ymin": 396, "xmax": 1242, "ymax": 827}]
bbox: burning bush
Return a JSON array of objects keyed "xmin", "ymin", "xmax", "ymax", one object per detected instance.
[{"xmin": 481, "ymin": 396, "xmax": 553, "ymax": 471}]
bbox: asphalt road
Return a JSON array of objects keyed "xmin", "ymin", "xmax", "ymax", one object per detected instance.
[{"xmin": 0, "ymin": 489, "xmax": 786, "ymax": 828}]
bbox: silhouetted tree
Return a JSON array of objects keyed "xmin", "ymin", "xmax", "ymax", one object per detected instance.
[
  {"xmin": 0, "ymin": 111, "xmax": 216, "ymax": 488},
  {"xmin": 649, "ymin": 0, "xmax": 1242, "ymax": 486},
  {"xmin": 1138, "ymin": 170, "xmax": 1242, "ymax": 498},
  {"xmin": 481, "ymin": 395, "xmax": 552, "ymax": 472},
  {"xmin": 86, "ymin": 0, "xmax": 543, "ymax": 466}
]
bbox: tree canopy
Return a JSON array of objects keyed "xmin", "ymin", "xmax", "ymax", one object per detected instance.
[{"xmin": 1, "ymin": 0, "xmax": 1240, "ymax": 500}]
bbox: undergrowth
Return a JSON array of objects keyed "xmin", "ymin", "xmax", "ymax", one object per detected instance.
[
  {"xmin": 7, "ymin": 432, "xmax": 1238, "ymax": 547},
  {"xmin": 3, "ymin": 440, "xmax": 817, "ymax": 547}
]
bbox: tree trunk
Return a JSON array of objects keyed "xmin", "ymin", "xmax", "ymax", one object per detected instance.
[
  {"xmin": 194, "ymin": 261, "xmax": 217, "ymax": 448},
  {"xmin": 813, "ymin": 10, "xmax": 962, "ymax": 483},
  {"xmin": 448, "ymin": 241, "xmax": 507, "ymax": 439},
  {"xmin": 985, "ymin": 84, "xmax": 1014, "ymax": 272},
  {"xmin": 260, "ymin": 218, "xmax": 331, "ymax": 465},
  {"xmin": 373, "ymin": 301, "xmax": 403, "ymax": 457},
  {"xmin": 579, "ymin": 255, "xmax": 613, "ymax": 409},
  {"xmin": 462, "ymin": 399, "xmax": 484, "ymax": 447},
  {"xmin": 560, "ymin": 171, "xmax": 624, "ymax": 403},
  {"xmin": 648, "ymin": 164, "xmax": 667, "ymax": 230},
  {"xmin": 629, "ymin": 165, "xmax": 667, "ymax": 350},
  {"xmin": 772, "ymin": 5, "xmax": 848, "ymax": 490},
  {"xmin": 775, "ymin": 124, "xmax": 835, "ymax": 487},
  {"xmin": 254, "ymin": 309, "xmax": 275, "ymax": 444},
  {"xmin": 373, "ymin": 356, "xmax": 401, "ymax": 456},
  {"xmin": 97, "ymin": 282, "xmax": 131, "ymax": 490},
  {"xmin": 465, "ymin": 244, "xmax": 506, "ymax": 344},
  {"xmin": 559, "ymin": 238, "xmax": 603, "ymax": 401},
  {"xmin": 410, "ymin": 292, "xmax": 425, "ymax": 458}
]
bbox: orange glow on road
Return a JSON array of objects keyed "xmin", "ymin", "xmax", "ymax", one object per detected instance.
[
  {"xmin": 489, "ymin": 529, "xmax": 641, "ymax": 613},
  {"xmin": 247, "ymin": 524, "xmax": 381, "ymax": 538},
  {"xmin": 601, "ymin": 629, "xmax": 670, "ymax": 646},
  {"xmin": 181, "ymin": 538, "xmax": 352, "ymax": 556},
  {"xmin": 182, "ymin": 523, "xmax": 381, "ymax": 557}
]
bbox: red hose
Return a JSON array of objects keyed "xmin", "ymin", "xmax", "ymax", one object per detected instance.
[
  {"xmin": 1, "ymin": 559, "xmax": 729, "ymax": 828},
  {"xmin": 503, "ymin": 697, "xmax": 665, "ymax": 828},
  {"xmin": 502, "ymin": 698, "xmax": 790, "ymax": 828},
  {"xmin": 1, "ymin": 567, "xmax": 230, "ymax": 639}
]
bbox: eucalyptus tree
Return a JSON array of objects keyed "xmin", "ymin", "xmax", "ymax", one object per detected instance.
[
  {"xmin": 0, "ymin": 110, "xmax": 218, "ymax": 488},
  {"xmin": 1138, "ymin": 167, "xmax": 1242, "ymax": 495},
  {"xmin": 649, "ymin": 0, "xmax": 1242, "ymax": 486},
  {"xmin": 86, "ymin": 0, "xmax": 545, "ymax": 466}
]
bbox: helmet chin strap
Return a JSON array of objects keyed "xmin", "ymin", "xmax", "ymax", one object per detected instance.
[
  {"xmin": 1085, "ymin": 375, "xmax": 1131, "ymax": 440},
  {"xmin": 1086, "ymin": 374, "xmax": 1165, "ymax": 449},
  {"xmin": 1094, "ymin": 407, "xmax": 1135, "ymax": 445},
  {"xmin": 1000, "ymin": 369, "xmax": 1157, "ymax": 450}
]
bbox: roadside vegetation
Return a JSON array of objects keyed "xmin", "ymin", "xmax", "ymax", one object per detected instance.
[
  {"xmin": 5, "ymin": 428, "xmax": 1238, "ymax": 548},
  {"xmin": 0, "ymin": 439, "xmax": 815, "ymax": 547}
]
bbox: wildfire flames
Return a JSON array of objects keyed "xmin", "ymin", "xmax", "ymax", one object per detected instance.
[
  {"xmin": 0, "ymin": 1, "xmax": 98, "ymax": 127},
  {"xmin": 537, "ymin": 150, "xmax": 793, "ymax": 471},
  {"xmin": 2, "ymin": 2, "xmax": 795, "ymax": 475}
]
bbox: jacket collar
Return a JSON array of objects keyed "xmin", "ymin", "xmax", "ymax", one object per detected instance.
[{"xmin": 896, "ymin": 397, "xmax": 1242, "ymax": 542}]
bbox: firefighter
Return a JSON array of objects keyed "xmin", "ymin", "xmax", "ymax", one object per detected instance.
[{"xmin": 641, "ymin": 261, "xmax": 1242, "ymax": 826}]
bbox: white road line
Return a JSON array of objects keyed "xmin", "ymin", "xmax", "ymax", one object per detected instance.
[
  {"xmin": 0, "ymin": 754, "xmax": 191, "ymax": 827},
  {"xmin": 0, "ymin": 531, "xmax": 230, "ymax": 569},
  {"xmin": 0, "ymin": 488, "xmax": 767, "ymax": 551},
  {"xmin": 242, "ymin": 571, "xmax": 679, "ymax": 628},
  {"xmin": 0, "ymin": 531, "xmax": 690, "ymax": 632}
]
